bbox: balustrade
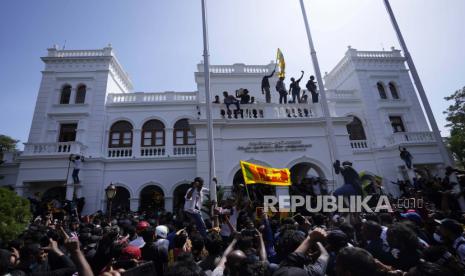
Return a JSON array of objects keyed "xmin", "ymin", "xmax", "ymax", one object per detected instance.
[
  {"xmin": 173, "ymin": 145, "xmax": 196, "ymax": 156},
  {"xmin": 140, "ymin": 146, "xmax": 166, "ymax": 157},
  {"xmin": 107, "ymin": 148, "xmax": 132, "ymax": 158},
  {"xmin": 23, "ymin": 142, "xmax": 83, "ymax": 156},
  {"xmin": 350, "ymin": 140, "xmax": 369, "ymax": 150}
]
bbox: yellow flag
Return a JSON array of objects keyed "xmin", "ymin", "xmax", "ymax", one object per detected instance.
[
  {"xmin": 240, "ymin": 160, "xmax": 291, "ymax": 186},
  {"xmin": 276, "ymin": 48, "xmax": 285, "ymax": 78}
]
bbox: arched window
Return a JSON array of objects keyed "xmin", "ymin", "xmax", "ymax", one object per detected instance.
[
  {"xmin": 346, "ymin": 116, "xmax": 366, "ymax": 140},
  {"xmin": 109, "ymin": 121, "xmax": 133, "ymax": 148},
  {"xmin": 75, "ymin": 85, "xmax": 86, "ymax": 104},
  {"xmin": 389, "ymin": 82, "xmax": 399, "ymax": 99},
  {"xmin": 174, "ymin": 119, "xmax": 195, "ymax": 145},
  {"xmin": 142, "ymin": 120, "xmax": 165, "ymax": 146},
  {"xmin": 377, "ymin": 82, "xmax": 387, "ymax": 99},
  {"xmin": 60, "ymin": 85, "xmax": 71, "ymax": 104}
]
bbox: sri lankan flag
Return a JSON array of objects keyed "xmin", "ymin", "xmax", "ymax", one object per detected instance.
[
  {"xmin": 276, "ymin": 48, "xmax": 285, "ymax": 78},
  {"xmin": 240, "ymin": 160, "xmax": 291, "ymax": 186}
]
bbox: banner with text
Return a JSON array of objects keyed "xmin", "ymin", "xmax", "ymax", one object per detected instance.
[{"xmin": 240, "ymin": 160, "xmax": 291, "ymax": 186}]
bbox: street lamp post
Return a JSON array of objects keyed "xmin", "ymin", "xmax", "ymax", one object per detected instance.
[{"xmin": 105, "ymin": 183, "xmax": 117, "ymax": 221}]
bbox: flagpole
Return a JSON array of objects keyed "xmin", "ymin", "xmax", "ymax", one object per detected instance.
[
  {"xmin": 299, "ymin": 0, "xmax": 340, "ymax": 174},
  {"xmin": 383, "ymin": 0, "xmax": 452, "ymax": 167},
  {"xmin": 201, "ymin": 0, "xmax": 217, "ymax": 204}
]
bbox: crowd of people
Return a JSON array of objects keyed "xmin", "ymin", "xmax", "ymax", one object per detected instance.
[
  {"xmin": 212, "ymin": 70, "xmax": 320, "ymax": 119},
  {"xmin": 1, "ymin": 165, "xmax": 465, "ymax": 276}
]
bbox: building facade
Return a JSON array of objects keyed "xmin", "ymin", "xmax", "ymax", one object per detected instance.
[{"xmin": 0, "ymin": 45, "xmax": 444, "ymax": 214}]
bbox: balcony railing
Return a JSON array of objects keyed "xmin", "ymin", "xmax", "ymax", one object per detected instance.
[
  {"xmin": 23, "ymin": 142, "xmax": 84, "ymax": 156},
  {"xmin": 388, "ymin": 132, "xmax": 435, "ymax": 145},
  {"xmin": 197, "ymin": 63, "xmax": 275, "ymax": 74},
  {"xmin": 107, "ymin": 92, "xmax": 198, "ymax": 105},
  {"xmin": 350, "ymin": 140, "xmax": 369, "ymax": 150},
  {"xmin": 202, "ymin": 103, "xmax": 322, "ymax": 120},
  {"xmin": 106, "ymin": 146, "xmax": 196, "ymax": 159},
  {"xmin": 140, "ymin": 146, "xmax": 166, "ymax": 157},
  {"xmin": 108, "ymin": 147, "xmax": 132, "ymax": 158},
  {"xmin": 173, "ymin": 145, "xmax": 196, "ymax": 156}
]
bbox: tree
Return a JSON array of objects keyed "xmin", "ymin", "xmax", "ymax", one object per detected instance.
[
  {"xmin": 444, "ymin": 86, "xmax": 465, "ymax": 167},
  {"xmin": 0, "ymin": 134, "xmax": 19, "ymax": 153},
  {"xmin": 0, "ymin": 188, "xmax": 31, "ymax": 243}
]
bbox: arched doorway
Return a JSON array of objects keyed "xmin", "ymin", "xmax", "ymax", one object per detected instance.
[
  {"xmin": 232, "ymin": 169, "xmax": 276, "ymax": 204},
  {"xmin": 111, "ymin": 186, "xmax": 130, "ymax": 213},
  {"xmin": 289, "ymin": 162, "xmax": 327, "ymax": 195},
  {"xmin": 139, "ymin": 185, "xmax": 165, "ymax": 212},
  {"xmin": 173, "ymin": 183, "xmax": 190, "ymax": 214}
]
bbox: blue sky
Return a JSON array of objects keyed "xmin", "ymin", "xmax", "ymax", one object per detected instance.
[{"xmin": 1, "ymin": 0, "xmax": 464, "ymax": 148}]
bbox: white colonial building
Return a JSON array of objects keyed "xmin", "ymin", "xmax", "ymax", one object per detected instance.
[{"xmin": 0, "ymin": 45, "xmax": 445, "ymax": 214}]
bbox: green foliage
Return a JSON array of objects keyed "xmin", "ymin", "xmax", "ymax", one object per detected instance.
[
  {"xmin": 0, "ymin": 134, "xmax": 19, "ymax": 152},
  {"xmin": 444, "ymin": 87, "xmax": 465, "ymax": 167},
  {"xmin": 0, "ymin": 188, "xmax": 31, "ymax": 243}
]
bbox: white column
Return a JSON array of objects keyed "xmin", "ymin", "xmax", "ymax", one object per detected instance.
[
  {"xmin": 165, "ymin": 128, "xmax": 174, "ymax": 156},
  {"xmin": 164, "ymin": 196, "xmax": 174, "ymax": 212},
  {"xmin": 70, "ymin": 87, "xmax": 76, "ymax": 104},
  {"xmin": 133, "ymin": 129, "xmax": 141, "ymax": 157},
  {"xmin": 66, "ymin": 184, "xmax": 74, "ymax": 201},
  {"xmin": 15, "ymin": 185, "xmax": 25, "ymax": 197},
  {"xmin": 130, "ymin": 198, "xmax": 139, "ymax": 212},
  {"xmin": 275, "ymin": 186, "xmax": 290, "ymax": 211}
]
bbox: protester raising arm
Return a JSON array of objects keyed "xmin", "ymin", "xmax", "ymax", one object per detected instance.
[
  {"xmin": 212, "ymin": 235, "xmax": 239, "ymax": 273},
  {"xmin": 61, "ymin": 227, "xmax": 94, "ymax": 276},
  {"xmin": 296, "ymin": 70, "xmax": 304, "ymax": 83}
]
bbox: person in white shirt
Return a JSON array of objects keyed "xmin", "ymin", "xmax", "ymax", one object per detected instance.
[
  {"xmin": 71, "ymin": 154, "xmax": 84, "ymax": 184},
  {"xmin": 184, "ymin": 177, "xmax": 209, "ymax": 237}
]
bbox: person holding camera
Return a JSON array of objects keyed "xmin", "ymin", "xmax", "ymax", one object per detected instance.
[{"xmin": 236, "ymin": 88, "xmax": 251, "ymax": 104}]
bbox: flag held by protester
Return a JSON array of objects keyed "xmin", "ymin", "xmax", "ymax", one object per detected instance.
[
  {"xmin": 240, "ymin": 160, "xmax": 291, "ymax": 186},
  {"xmin": 276, "ymin": 48, "xmax": 285, "ymax": 78}
]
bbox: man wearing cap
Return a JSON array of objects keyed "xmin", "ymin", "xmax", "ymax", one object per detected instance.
[
  {"xmin": 184, "ymin": 177, "xmax": 209, "ymax": 237},
  {"xmin": 152, "ymin": 225, "xmax": 169, "ymax": 275},
  {"xmin": 438, "ymin": 219, "xmax": 465, "ymax": 264}
]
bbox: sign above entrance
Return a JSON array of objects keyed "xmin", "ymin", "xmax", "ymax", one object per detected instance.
[{"xmin": 237, "ymin": 140, "xmax": 312, "ymax": 153}]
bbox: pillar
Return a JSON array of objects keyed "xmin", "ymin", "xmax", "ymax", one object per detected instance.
[
  {"xmin": 65, "ymin": 184, "xmax": 74, "ymax": 201},
  {"xmin": 165, "ymin": 128, "xmax": 174, "ymax": 156},
  {"xmin": 164, "ymin": 196, "xmax": 173, "ymax": 212},
  {"xmin": 15, "ymin": 184, "xmax": 25, "ymax": 197},
  {"xmin": 133, "ymin": 129, "xmax": 141, "ymax": 157},
  {"xmin": 130, "ymin": 198, "xmax": 139, "ymax": 212}
]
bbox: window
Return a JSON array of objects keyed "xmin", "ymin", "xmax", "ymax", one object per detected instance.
[
  {"xmin": 59, "ymin": 123, "xmax": 78, "ymax": 142},
  {"xmin": 346, "ymin": 116, "xmax": 366, "ymax": 140},
  {"xmin": 141, "ymin": 120, "xmax": 165, "ymax": 146},
  {"xmin": 389, "ymin": 82, "xmax": 399, "ymax": 99},
  {"xmin": 174, "ymin": 119, "xmax": 195, "ymax": 145},
  {"xmin": 75, "ymin": 85, "xmax": 86, "ymax": 104},
  {"xmin": 377, "ymin": 82, "xmax": 387, "ymax": 99},
  {"xmin": 60, "ymin": 85, "xmax": 72, "ymax": 104},
  {"xmin": 389, "ymin": 116, "xmax": 406, "ymax": 133},
  {"xmin": 109, "ymin": 121, "xmax": 133, "ymax": 147}
]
